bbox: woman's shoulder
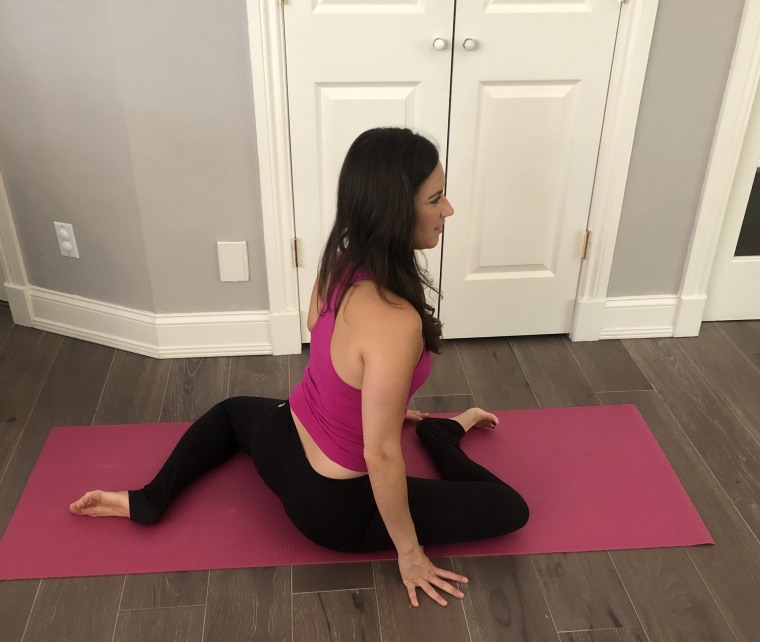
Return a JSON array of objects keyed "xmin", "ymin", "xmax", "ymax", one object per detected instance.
[{"xmin": 347, "ymin": 280, "xmax": 421, "ymax": 333}]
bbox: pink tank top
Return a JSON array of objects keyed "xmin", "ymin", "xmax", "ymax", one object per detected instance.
[{"xmin": 289, "ymin": 269, "xmax": 432, "ymax": 472}]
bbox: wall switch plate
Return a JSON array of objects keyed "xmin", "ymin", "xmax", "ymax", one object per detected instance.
[
  {"xmin": 217, "ymin": 241, "xmax": 249, "ymax": 282},
  {"xmin": 54, "ymin": 222, "xmax": 80, "ymax": 258}
]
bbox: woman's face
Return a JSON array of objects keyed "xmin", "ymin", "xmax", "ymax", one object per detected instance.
[{"xmin": 412, "ymin": 162, "xmax": 455, "ymax": 250}]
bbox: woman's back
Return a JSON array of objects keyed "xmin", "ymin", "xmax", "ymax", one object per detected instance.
[{"xmin": 289, "ymin": 271, "xmax": 430, "ymax": 479}]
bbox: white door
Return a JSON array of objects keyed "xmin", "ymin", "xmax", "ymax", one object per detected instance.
[
  {"xmin": 441, "ymin": 0, "xmax": 621, "ymax": 337},
  {"xmin": 284, "ymin": 1, "xmax": 455, "ymax": 337},
  {"xmin": 705, "ymin": 80, "xmax": 760, "ymax": 320},
  {"xmin": 285, "ymin": 0, "xmax": 621, "ymax": 338}
]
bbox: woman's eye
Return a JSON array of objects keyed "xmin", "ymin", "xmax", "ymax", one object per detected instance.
[{"xmin": 431, "ymin": 197, "xmax": 441, "ymax": 205}]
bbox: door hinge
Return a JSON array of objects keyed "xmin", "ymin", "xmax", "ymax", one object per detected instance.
[
  {"xmin": 293, "ymin": 237, "xmax": 302, "ymax": 268},
  {"xmin": 581, "ymin": 230, "xmax": 591, "ymax": 261},
  {"xmin": 280, "ymin": 0, "xmax": 287, "ymax": 5},
  {"xmin": 619, "ymin": 0, "xmax": 630, "ymax": 4}
]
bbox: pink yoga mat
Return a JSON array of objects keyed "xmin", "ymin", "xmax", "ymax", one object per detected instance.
[{"xmin": 0, "ymin": 405, "xmax": 712, "ymax": 580}]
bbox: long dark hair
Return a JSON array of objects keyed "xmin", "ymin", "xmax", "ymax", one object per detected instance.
[{"xmin": 317, "ymin": 127, "xmax": 443, "ymax": 353}]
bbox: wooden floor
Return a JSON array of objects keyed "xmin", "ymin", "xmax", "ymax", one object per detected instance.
[{"xmin": 1, "ymin": 302, "xmax": 759, "ymax": 641}]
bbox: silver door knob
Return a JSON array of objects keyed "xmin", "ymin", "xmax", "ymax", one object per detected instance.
[
  {"xmin": 463, "ymin": 38, "xmax": 478, "ymax": 51},
  {"xmin": 433, "ymin": 38, "xmax": 448, "ymax": 51}
]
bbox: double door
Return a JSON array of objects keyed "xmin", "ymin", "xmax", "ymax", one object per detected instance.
[{"xmin": 285, "ymin": 0, "xmax": 621, "ymax": 338}]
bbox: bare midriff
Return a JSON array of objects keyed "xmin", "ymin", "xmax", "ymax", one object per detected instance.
[{"xmin": 291, "ymin": 409, "xmax": 367, "ymax": 480}]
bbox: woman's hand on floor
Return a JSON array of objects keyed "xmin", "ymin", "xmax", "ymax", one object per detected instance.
[
  {"xmin": 404, "ymin": 408, "xmax": 430, "ymax": 422},
  {"xmin": 398, "ymin": 545, "xmax": 468, "ymax": 607}
]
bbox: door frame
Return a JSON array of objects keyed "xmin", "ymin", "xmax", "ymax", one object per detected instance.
[
  {"xmin": 245, "ymin": 0, "xmax": 660, "ymax": 348},
  {"xmin": 677, "ymin": 0, "xmax": 760, "ymax": 329},
  {"xmin": 0, "ymin": 170, "xmax": 32, "ymax": 324}
]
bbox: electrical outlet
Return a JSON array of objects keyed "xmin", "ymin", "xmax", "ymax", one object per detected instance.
[{"xmin": 54, "ymin": 222, "xmax": 80, "ymax": 258}]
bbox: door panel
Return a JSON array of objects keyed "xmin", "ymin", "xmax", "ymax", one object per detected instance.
[
  {"xmin": 314, "ymin": 83, "xmax": 422, "ymax": 239},
  {"xmin": 441, "ymin": 1, "xmax": 620, "ymax": 337},
  {"xmin": 284, "ymin": 1, "xmax": 454, "ymax": 337},
  {"xmin": 485, "ymin": 0, "xmax": 593, "ymax": 13},
  {"xmin": 466, "ymin": 81, "xmax": 578, "ymax": 275}
]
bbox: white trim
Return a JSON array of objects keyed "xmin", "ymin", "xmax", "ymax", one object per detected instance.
[
  {"xmin": 571, "ymin": 0, "xmax": 660, "ymax": 341},
  {"xmin": 600, "ymin": 295, "xmax": 678, "ymax": 340},
  {"xmin": 673, "ymin": 294, "xmax": 706, "ymax": 336},
  {"xmin": 28, "ymin": 286, "xmax": 274, "ymax": 358},
  {"xmin": 3, "ymin": 284, "xmax": 32, "ymax": 326},
  {"xmin": 245, "ymin": 0, "xmax": 302, "ymax": 354},
  {"xmin": 268, "ymin": 311, "xmax": 303, "ymax": 355},
  {"xmin": 679, "ymin": 0, "xmax": 760, "ymax": 319},
  {"xmin": 574, "ymin": 293, "xmax": 703, "ymax": 341},
  {"xmin": 0, "ymin": 171, "xmax": 33, "ymax": 325}
]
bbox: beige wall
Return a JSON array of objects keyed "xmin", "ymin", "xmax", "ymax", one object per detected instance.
[
  {"xmin": 0, "ymin": 0, "xmax": 268, "ymax": 314},
  {"xmin": 0, "ymin": 0, "xmax": 748, "ymax": 317},
  {"xmin": 608, "ymin": 0, "xmax": 746, "ymax": 296}
]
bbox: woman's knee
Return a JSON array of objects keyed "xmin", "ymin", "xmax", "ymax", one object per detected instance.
[{"xmin": 494, "ymin": 486, "xmax": 530, "ymax": 534}]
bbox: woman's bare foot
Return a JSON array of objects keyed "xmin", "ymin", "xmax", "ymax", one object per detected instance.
[
  {"xmin": 452, "ymin": 408, "xmax": 499, "ymax": 433},
  {"xmin": 69, "ymin": 490, "xmax": 130, "ymax": 518}
]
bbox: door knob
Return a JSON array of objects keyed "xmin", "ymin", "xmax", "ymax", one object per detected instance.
[
  {"xmin": 433, "ymin": 38, "xmax": 448, "ymax": 51},
  {"xmin": 463, "ymin": 38, "xmax": 478, "ymax": 51}
]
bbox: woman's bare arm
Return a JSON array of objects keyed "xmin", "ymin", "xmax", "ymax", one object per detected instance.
[
  {"xmin": 307, "ymin": 276, "xmax": 323, "ymax": 333},
  {"xmin": 358, "ymin": 294, "xmax": 466, "ymax": 607}
]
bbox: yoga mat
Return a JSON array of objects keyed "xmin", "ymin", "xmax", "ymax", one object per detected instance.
[{"xmin": 0, "ymin": 405, "xmax": 712, "ymax": 580}]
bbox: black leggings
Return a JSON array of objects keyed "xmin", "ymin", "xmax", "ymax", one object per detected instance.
[{"xmin": 129, "ymin": 397, "xmax": 529, "ymax": 553}]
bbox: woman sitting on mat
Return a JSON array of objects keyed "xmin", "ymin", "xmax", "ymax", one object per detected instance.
[{"xmin": 70, "ymin": 127, "xmax": 529, "ymax": 608}]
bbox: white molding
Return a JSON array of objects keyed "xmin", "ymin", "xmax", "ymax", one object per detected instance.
[
  {"xmin": 574, "ymin": 293, "xmax": 704, "ymax": 340},
  {"xmin": 29, "ymin": 287, "xmax": 273, "ymax": 358},
  {"xmin": 571, "ymin": 0, "xmax": 659, "ymax": 341},
  {"xmin": 3, "ymin": 284, "xmax": 33, "ymax": 326},
  {"xmin": 268, "ymin": 311, "xmax": 303, "ymax": 355},
  {"xmin": 679, "ymin": 0, "xmax": 760, "ymax": 312},
  {"xmin": 600, "ymin": 295, "xmax": 678, "ymax": 340},
  {"xmin": 570, "ymin": 299, "xmax": 607, "ymax": 341},
  {"xmin": 245, "ymin": 0, "xmax": 302, "ymax": 353},
  {"xmin": 0, "ymin": 171, "xmax": 33, "ymax": 326},
  {"xmin": 673, "ymin": 294, "xmax": 706, "ymax": 336}
]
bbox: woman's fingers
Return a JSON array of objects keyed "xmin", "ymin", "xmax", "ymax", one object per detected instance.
[
  {"xmin": 419, "ymin": 580, "xmax": 448, "ymax": 606},
  {"xmin": 427, "ymin": 575, "xmax": 463, "ymax": 600},
  {"xmin": 406, "ymin": 583, "xmax": 420, "ymax": 607},
  {"xmin": 405, "ymin": 571, "xmax": 467, "ymax": 607},
  {"xmin": 433, "ymin": 567, "xmax": 469, "ymax": 585}
]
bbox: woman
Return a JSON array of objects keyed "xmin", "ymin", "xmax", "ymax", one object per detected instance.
[{"xmin": 70, "ymin": 127, "xmax": 529, "ymax": 608}]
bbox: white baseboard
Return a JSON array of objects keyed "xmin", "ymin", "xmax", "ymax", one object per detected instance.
[
  {"xmin": 11, "ymin": 284, "xmax": 704, "ymax": 353},
  {"xmin": 573, "ymin": 294, "xmax": 701, "ymax": 340},
  {"xmin": 600, "ymin": 295, "xmax": 679, "ymax": 339},
  {"xmin": 27, "ymin": 286, "xmax": 278, "ymax": 358}
]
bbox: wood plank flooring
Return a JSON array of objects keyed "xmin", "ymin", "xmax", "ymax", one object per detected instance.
[{"xmin": 1, "ymin": 302, "xmax": 759, "ymax": 641}]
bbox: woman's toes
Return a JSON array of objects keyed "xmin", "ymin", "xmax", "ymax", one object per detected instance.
[{"xmin": 69, "ymin": 490, "xmax": 130, "ymax": 517}]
